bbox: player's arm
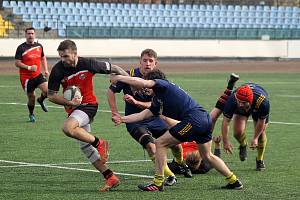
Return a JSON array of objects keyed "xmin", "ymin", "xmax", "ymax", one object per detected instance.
[
  {"xmin": 123, "ymin": 94, "xmax": 151, "ymax": 109},
  {"xmin": 121, "ymin": 109, "xmax": 154, "ymax": 124},
  {"xmin": 107, "ymin": 88, "xmax": 122, "ymax": 123},
  {"xmin": 250, "ymin": 118, "xmax": 266, "ymax": 149},
  {"xmin": 111, "ymin": 64, "xmax": 128, "ymax": 76},
  {"xmin": 15, "ymin": 59, "xmax": 37, "ymax": 71},
  {"xmin": 110, "ymin": 75, "xmax": 155, "ymax": 90},
  {"xmin": 41, "ymin": 56, "xmax": 49, "ymax": 77},
  {"xmin": 221, "ymin": 116, "xmax": 233, "ymax": 154},
  {"xmin": 48, "ymin": 89, "xmax": 76, "ymax": 106}
]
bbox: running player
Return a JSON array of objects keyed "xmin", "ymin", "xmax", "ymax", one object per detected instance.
[
  {"xmin": 110, "ymin": 69, "xmax": 243, "ymax": 191},
  {"xmin": 221, "ymin": 83, "xmax": 270, "ymax": 171},
  {"xmin": 15, "ymin": 27, "xmax": 49, "ymax": 122},
  {"xmin": 48, "ymin": 40, "xmax": 128, "ymax": 192}
]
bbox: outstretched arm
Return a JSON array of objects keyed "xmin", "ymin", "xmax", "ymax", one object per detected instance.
[
  {"xmin": 111, "ymin": 65, "xmax": 129, "ymax": 76},
  {"xmin": 110, "ymin": 75, "xmax": 155, "ymax": 90},
  {"xmin": 221, "ymin": 116, "xmax": 233, "ymax": 154},
  {"xmin": 107, "ymin": 88, "xmax": 122, "ymax": 124},
  {"xmin": 119, "ymin": 109, "xmax": 153, "ymax": 124}
]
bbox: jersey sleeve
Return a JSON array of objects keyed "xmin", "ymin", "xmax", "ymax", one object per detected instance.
[
  {"xmin": 15, "ymin": 45, "xmax": 23, "ymax": 60},
  {"xmin": 222, "ymin": 95, "xmax": 236, "ymax": 119},
  {"xmin": 89, "ymin": 59, "xmax": 111, "ymax": 74},
  {"xmin": 40, "ymin": 44, "xmax": 45, "ymax": 57},
  {"xmin": 48, "ymin": 65, "xmax": 63, "ymax": 92}
]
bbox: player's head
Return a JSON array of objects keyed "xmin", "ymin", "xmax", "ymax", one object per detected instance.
[
  {"xmin": 235, "ymin": 84, "xmax": 253, "ymax": 111},
  {"xmin": 57, "ymin": 40, "xmax": 78, "ymax": 68},
  {"xmin": 25, "ymin": 27, "xmax": 35, "ymax": 44},
  {"xmin": 185, "ymin": 151, "xmax": 201, "ymax": 171},
  {"xmin": 144, "ymin": 69, "xmax": 166, "ymax": 80},
  {"xmin": 140, "ymin": 49, "xmax": 158, "ymax": 76}
]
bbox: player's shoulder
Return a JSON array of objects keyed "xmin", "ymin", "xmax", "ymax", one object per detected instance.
[{"xmin": 16, "ymin": 42, "xmax": 27, "ymax": 49}]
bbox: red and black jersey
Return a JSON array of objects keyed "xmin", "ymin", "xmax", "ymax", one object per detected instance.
[
  {"xmin": 15, "ymin": 42, "xmax": 45, "ymax": 79},
  {"xmin": 181, "ymin": 141, "xmax": 198, "ymax": 159},
  {"xmin": 48, "ymin": 57, "xmax": 111, "ymax": 110}
]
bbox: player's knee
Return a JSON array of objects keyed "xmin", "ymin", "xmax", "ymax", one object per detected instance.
[
  {"xmin": 140, "ymin": 134, "xmax": 155, "ymax": 149},
  {"xmin": 62, "ymin": 123, "xmax": 75, "ymax": 137}
]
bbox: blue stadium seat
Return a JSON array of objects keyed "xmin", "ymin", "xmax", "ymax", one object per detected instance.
[{"xmin": 2, "ymin": 1, "xmax": 11, "ymax": 8}]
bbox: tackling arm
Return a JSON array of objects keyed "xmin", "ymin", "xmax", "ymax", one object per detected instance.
[
  {"xmin": 121, "ymin": 109, "xmax": 154, "ymax": 124},
  {"xmin": 110, "ymin": 75, "xmax": 155, "ymax": 90},
  {"xmin": 107, "ymin": 88, "xmax": 122, "ymax": 123},
  {"xmin": 111, "ymin": 64, "xmax": 129, "ymax": 76}
]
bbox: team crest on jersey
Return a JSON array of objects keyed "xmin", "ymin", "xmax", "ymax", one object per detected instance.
[{"xmin": 79, "ymin": 74, "xmax": 86, "ymax": 80}]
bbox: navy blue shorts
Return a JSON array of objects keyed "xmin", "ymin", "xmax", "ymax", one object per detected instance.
[
  {"xmin": 126, "ymin": 116, "xmax": 168, "ymax": 139},
  {"xmin": 169, "ymin": 110, "xmax": 212, "ymax": 144}
]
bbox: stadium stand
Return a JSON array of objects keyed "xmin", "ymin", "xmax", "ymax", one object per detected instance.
[{"xmin": 1, "ymin": 0, "xmax": 300, "ymax": 38}]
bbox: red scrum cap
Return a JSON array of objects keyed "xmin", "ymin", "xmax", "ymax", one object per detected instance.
[{"xmin": 235, "ymin": 85, "xmax": 253, "ymax": 104}]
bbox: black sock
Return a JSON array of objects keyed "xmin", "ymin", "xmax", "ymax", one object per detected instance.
[
  {"xmin": 39, "ymin": 93, "xmax": 47, "ymax": 101},
  {"xmin": 91, "ymin": 137, "xmax": 99, "ymax": 148},
  {"xmin": 102, "ymin": 169, "xmax": 113, "ymax": 179},
  {"xmin": 28, "ymin": 105, "xmax": 34, "ymax": 115}
]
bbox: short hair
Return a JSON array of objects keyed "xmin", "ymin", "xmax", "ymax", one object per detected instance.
[
  {"xmin": 57, "ymin": 40, "xmax": 77, "ymax": 52},
  {"xmin": 141, "ymin": 49, "xmax": 157, "ymax": 59},
  {"xmin": 25, "ymin": 27, "xmax": 35, "ymax": 33},
  {"xmin": 144, "ymin": 69, "xmax": 166, "ymax": 80},
  {"xmin": 185, "ymin": 151, "xmax": 201, "ymax": 171}
]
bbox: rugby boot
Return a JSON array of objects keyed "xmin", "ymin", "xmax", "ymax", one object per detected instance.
[
  {"xmin": 221, "ymin": 179, "xmax": 243, "ymax": 190},
  {"xmin": 138, "ymin": 182, "xmax": 163, "ymax": 191},
  {"xmin": 180, "ymin": 163, "xmax": 193, "ymax": 178},
  {"xmin": 37, "ymin": 97, "xmax": 48, "ymax": 112},
  {"xmin": 227, "ymin": 73, "xmax": 240, "ymax": 90},
  {"xmin": 29, "ymin": 114, "xmax": 36, "ymax": 123},
  {"xmin": 239, "ymin": 145, "xmax": 247, "ymax": 161},
  {"xmin": 164, "ymin": 175, "xmax": 177, "ymax": 186},
  {"xmin": 256, "ymin": 158, "xmax": 266, "ymax": 171},
  {"xmin": 99, "ymin": 174, "xmax": 120, "ymax": 192},
  {"xmin": 97, "ymin": 139, "xmax": 109, "ymax": 164}
]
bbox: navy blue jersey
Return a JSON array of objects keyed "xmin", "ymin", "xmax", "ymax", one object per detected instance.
[
  {"xmin": 223, "ymin": 83, "xmax": 270, "ymax": 120},
  {"xmin": 109, "ymin": 68, "xmax": 152, "ymax": 115},
  {"xmin": 149, "ymin": 79, "xmax": 206, "ymax": 120}
]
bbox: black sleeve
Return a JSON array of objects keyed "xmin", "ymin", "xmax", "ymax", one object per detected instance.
[
  {"xmin": 15, "ymin": 45, "xmax": 23, "ymax": 60},
  {"xmin": 89, "ymin": 58, "xmax": 111, "ymax": 74},
  {"xmin": 40, "ymin": 44, "xmax": 45, "ymax": 57},
  {"xmin": 48, "ymin": 65, "xmax": 63, "ymax": 92}
]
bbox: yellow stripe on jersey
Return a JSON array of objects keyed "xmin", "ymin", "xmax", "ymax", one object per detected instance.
[
  {"xmin": 130, "ymin": 68, "xmax": 135, "ymax": 77},
  {"xmin": 178, "ymin": 123, "xmax": 192, "ymax": 136},
  {"xmin": 255, "ymin": 95, "xmax": 265, "ymax": 109}
]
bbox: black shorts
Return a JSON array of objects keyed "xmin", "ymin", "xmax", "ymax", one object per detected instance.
[
  {"xmin": 75, "ymin": 104, "xmax": 98, "ymax": 122},
  {"xmin": 25, "ymin": 73, "xmax": 47, "ymax": 93}
]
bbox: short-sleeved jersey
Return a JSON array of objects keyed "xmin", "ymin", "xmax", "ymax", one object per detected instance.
[
  {"xmin": 48, "ymin": 57, "xmax": 111, "ymax": 112},
  {"xmin": 223, "ymin": 83, "xmax": 270, "ymax": 120},
  {"xmin": 15, "ymin": 42, "xmax": 45, "ymax": 79},
  {"xmin": 109, "ymin": 68, "xmax": 152, "ymax": 115},
  {"xmin": 149, "ymin": 79, "xmax": 206, "ymax": 120}
]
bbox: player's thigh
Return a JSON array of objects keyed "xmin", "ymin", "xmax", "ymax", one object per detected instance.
[
  {"xmin": 232, "ymin": 114, "xmax": 248, "ymax": 135},
  {"xmin": 197, "ymin": 140, "xmax": 213, "ymax": 158},
  {"xmin": 155, "ymin": 131, "xmax": 181, "ymax": 148},
  {"xmin": 37, "ymin": 81, "xmax": 48, "ymax": 94}
]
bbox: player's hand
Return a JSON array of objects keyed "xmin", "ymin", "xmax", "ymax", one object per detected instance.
[
  {"xmin": 110, "ymin": 74, "xmax": 119, "ymax": 85},
  {"xmin": 70, "ymin": 96, "xmax": 82, "ymax": 106},
  {"xmin": 111, "ymin": 112, "xmax": 121, "ymax": 124},
  {"xmin": 113, "ymin": 116, "xmax": 123, "ymax": 126},
  {"xmin": 44, "ymin": 70, "xmax": 49, "ymax": 78},
  {"xmin": 223, "ymin": 141, "xmax": 233, "ymax": 154},
  {"xmin": 123, "ymin": 94, "xmax": 137, "ymax": 105},
  {"xmin": 250, "ymin": 138, "xmax": 258, "ymax": 150},
  {"xmin": 28, "ymin": 65, "xmax": 37, "ymax": 71},
  {"xmin": 213, "ymin": 135, "xmax": 222, "ymax": 143}
]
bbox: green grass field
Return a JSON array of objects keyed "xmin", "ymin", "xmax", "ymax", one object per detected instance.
[{"xmin": 0, "ymin": 73, "xmax": 299, "ymax": 200}]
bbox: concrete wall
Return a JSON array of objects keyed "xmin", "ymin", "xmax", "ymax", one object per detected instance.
[{"xmin": 0, "ymin": 38, "xmax": 299, "ymax": 58}]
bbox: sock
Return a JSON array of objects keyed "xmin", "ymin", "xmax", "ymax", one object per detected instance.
[
  {"xmin": 257, "ymin": 137, "xmax": 267, "ymax": 161},
  {"xmin": 27, "ymin": 105, "xmax": 34, "ymax": 115},
  {"xmin": 91, "ymin": 137, "xmax": 99, "ymax": 148},
  {"xmin": 164, "ymin": 164, "xmax": 175, "ymax": 177},
  {"xmin": 227, "ymin": 81, "xmax": 235, "ymax": 90},
  {"xmin": 225, "ymin": 172, "xmax": 237, "ymax": 184},
  {"xmin": 102, "ymin": 169, "xmax": 113, "ymax": 179},
  {"xmin": 171, "ymin": 145, "xmax": 183, "ymax": 165},
  {"xmin": 153, "ymin": 174, "xmax": 164, "ymax": 187},
  {"xmin": 215, "ymin": 89, "xmax": 232, "ymax": 110},
  {"xmin": 236, "ymin": 134, "xmax": 247, "ymax": 147}
]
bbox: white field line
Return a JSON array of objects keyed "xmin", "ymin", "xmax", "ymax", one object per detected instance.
[
  {"xmin": 0, "ymin": 102, "xmax": 299, "ymax": 126},
  {"xmin": 0, "ymin": 159, "xmax": 152, "ymax": 178}
]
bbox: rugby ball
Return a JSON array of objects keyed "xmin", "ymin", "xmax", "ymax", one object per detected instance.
[{"xmin": 63, "ymin": 86, "xmax": 81, "ymax": 101}]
